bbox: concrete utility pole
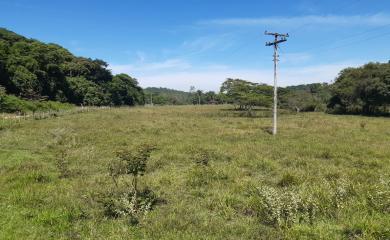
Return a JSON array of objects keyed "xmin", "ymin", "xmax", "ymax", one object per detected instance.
[
  {"xmin": 265, "ymin": 31, "xmax": 289, "ymax": 135},
  {"xmin": 150, "ymin": 93, "xmax": 153, "ymax": 106}
]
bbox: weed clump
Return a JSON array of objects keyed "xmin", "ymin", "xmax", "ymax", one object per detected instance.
[
  {"xmin": 367, "ymin": 179, "xmax": 390, "ymax": 213},
  {"xmin": 187, "ymin": 166, "xmax": 227, "ymax": 187},
  {"xmin": 103, "ymin": 188, "xmax": 157, "ymax": 225},
  {"xmin": 186, "ymin": 148, "xmax": 228, "ymax": 187},
  {"xmin": 192, "ymin": 150, "xmax": 212, "ymax": 166},
  {"xmin": 320, "ymin": 150, "xmax": 332, "ymax": 160},
  {"xmin": 250, "ymin": 178, "xmax": 355, "ymax": 229},
  {"xmin": 277, "ymin": 173, "xmax": 300, "ymax": 187},
  {"xmin": 249, "ymin": 186, "xmax": 318, "ymax": 227},
  {"xmin": 50, "ymin": 129, "xmax": 76, "ymax": 178}
]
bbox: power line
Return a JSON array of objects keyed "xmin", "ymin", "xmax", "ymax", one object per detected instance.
[
  {"xmin": 319, "ymin": 29, "xmax": 390, "ymax": 53},
  {"xmin": 288, "ymin": 0, "xmax": 364, "ymax": 34},
  {"xmin": 287, "ymin": 23, "xmax": 390, "ymax": 54}
]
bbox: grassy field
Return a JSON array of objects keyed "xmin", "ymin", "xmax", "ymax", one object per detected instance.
[{"xmin": 0, "ymin": 105, "xmax": 389, "ymax": 239}]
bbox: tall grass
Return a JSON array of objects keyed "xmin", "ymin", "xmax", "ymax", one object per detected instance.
[{"xmin": 0, "ymin": 105, "xmax": 389, "ymax": 239}]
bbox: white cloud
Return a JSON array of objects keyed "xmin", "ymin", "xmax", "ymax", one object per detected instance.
[
  {"xmin": 198, "ymin": 13, "xmax": 390, "ymax": 28},
  {"xmin": 181, "ymin": 34, "xmax": 235, "ymax": 53},
  {"xmin": 135, "ymin": 51, "xmax": 146, "ymax": 63},
  {"xmin": 280, "ymin": 52, "xmax": 312, "ymax": 64},
  {"xmin": 110, "ymin": 58, "xmax": 191, "ymax": 74}
]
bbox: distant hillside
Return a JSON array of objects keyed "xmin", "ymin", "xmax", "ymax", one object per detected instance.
[
  {"xmin": 0, "ymin": 28, "xmax": 144, "ymax": 111},
  {"xmin": 280, "ymin": 83, "xmax": 332, "ymax": 112},
  {"xmin": 144, "ymin": 87, "xmax": 192, "ymax": 105}
]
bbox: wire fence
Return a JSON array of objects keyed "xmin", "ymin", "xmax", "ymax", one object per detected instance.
[{"xmin": 0, "ymin": 106, "xmax": 109, "ymax": 129}]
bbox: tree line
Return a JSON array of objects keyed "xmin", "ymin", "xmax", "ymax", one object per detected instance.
[
  {"xmin": 218, "ymin": 62, "xmax": 390, "ymax": 116},
  {"xmin": 1, "ymin": 28, "xmax": 388, "ymax": 116}
]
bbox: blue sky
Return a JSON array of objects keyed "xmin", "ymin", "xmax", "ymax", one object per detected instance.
[{"xmin": 1, "ymin": 0, "xmax": 390, "ymax": 91}]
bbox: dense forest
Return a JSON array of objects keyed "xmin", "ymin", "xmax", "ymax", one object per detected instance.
[
  {"xmin": 327, "ymin": 62, "xmax": 390, "ymax": 115},
  {"xmin": 0, "ymin": 28, "xmax": 144, "ymax": 112},
  {"xmin": 144, "ymin": 87, "xmax": 222, "ymax": 105},
  {"xmin": 144, "ymin": 87, "xmax": 192, "ymax": 105}
]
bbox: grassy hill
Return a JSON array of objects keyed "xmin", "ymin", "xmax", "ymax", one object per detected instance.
[{"xmin": 0, "ymin": 106, "xmax": 389, "ymax": 239}]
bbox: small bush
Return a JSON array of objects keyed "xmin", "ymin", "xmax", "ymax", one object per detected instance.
[
  {"xmin": 106, "ymin": 143, "xmax": 158, "ymax": 224},
  {"xmin": 109, "ymin": 143, "xmax": 156, "ymax": 192}
]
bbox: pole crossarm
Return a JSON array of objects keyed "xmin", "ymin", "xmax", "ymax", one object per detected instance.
[
  {"xmin": 264, "ymin": 31, "xmax": 289, "ymax": 38},
  {"xmin": 265, "ymin": 31, "xmax": 289, "ymax": 135},
  {"xmin": 265, "ymin": 39, "xmax": 287, "ymax": 46}
]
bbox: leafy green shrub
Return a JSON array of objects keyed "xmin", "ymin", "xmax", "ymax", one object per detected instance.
[
  {"xmin": 0, "ymin": 92, "xmax": 73, "ymax": 113},
  {"xmin": 109, "ymin": 143, "xmax": 156, "ymax": 193},
  {"xmin": 106, "ymin": 143, "xmax": 157, "ymax": 224}
]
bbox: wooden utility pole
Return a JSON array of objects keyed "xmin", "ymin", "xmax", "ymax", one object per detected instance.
[{"xmin": 265, "ymin": 31, "xmax": 289, "ymax": 135}]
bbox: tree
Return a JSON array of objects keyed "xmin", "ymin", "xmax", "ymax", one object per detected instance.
[
  {"xmin": 196, "ymin": 90, "xmax": 203, "ymax": 105},
  {"xmin": 10, "ymin": 66, "xmax": 39, "ymax": 99},
  {"xmin": 220, "ymin": 78, "xmax": 272, "ymax": 110},
  {"xmin": 279, "ymin": 83, "xmax": 331, "ymax": 112},
  {"xmin": 327, "ymin": 62, "xmax": 390, "ymax": 115},
  {"xmin": 108, "ymin": 74, "xmax": 144, "ymax": 106},
  {"xmin": 143, "ymin": 87, "xmax": 194, "ymax": 105},
  {"xmin": 109, "ymin": 144, "xmax": 156, "ymax": 201}
]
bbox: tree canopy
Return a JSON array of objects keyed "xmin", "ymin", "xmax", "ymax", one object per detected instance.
[
  {"xmin": 220, "ymin": 78, "xmax": 273, "ymax": 110},
  {"xmin": 327, "ymin": 62, "xmax": 390, "ymax": 115},
  {"xmin": 0, "ymin": 28, "xmax": 144, "ymax": 107}
]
